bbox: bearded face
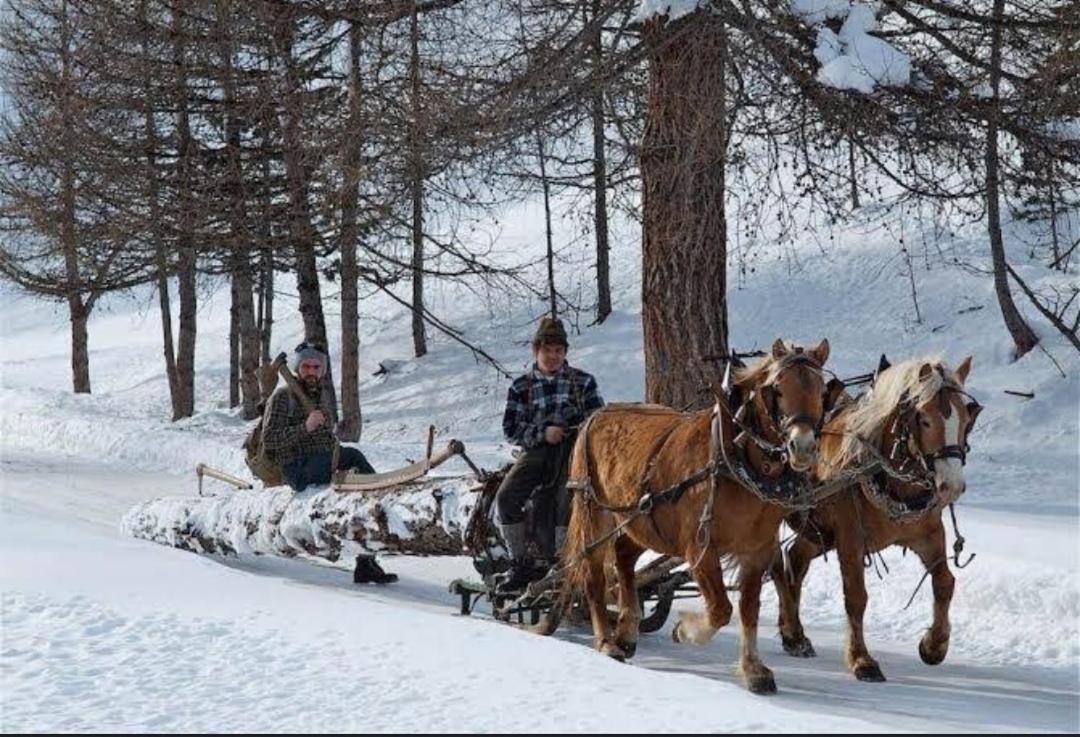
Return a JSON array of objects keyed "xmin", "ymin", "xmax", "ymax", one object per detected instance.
[{"xmin": 297, "ymin": 359, "xmax": 323, "ymax": 392}]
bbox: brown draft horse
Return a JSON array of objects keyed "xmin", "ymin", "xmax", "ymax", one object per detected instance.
[
  {"xmin": 772, "ymin": 355, "xmax": 980, "ymax": 682},
  {"xmin": 560, "ymin": 338, "xmax": 832, "ymax": 694}
]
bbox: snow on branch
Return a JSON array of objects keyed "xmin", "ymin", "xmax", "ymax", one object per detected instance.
[
  {"xmin": 791, "ymin": 1, "xmax": 911, "ymax": 93},
  {"xmin": 633, "ymin": 0, "xmax": 705, "ymax": 24}
]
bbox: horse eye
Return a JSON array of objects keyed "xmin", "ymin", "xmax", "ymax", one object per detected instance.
[{"xmin": 920, "ymin": 419, "xmax": 931, "ymax": 428}]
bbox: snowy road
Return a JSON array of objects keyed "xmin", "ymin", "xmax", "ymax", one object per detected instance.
[{"xmin": 3, "ymin": 450, "xmax": 1076, "ymax": 732}]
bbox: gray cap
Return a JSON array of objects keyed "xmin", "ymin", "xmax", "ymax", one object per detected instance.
[{"xmin": 292, "ymin": 342, "xmax": 328, "ymax": 376}]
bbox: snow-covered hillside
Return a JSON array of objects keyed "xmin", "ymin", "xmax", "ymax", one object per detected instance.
[{"xmin": 1, "ymin": 196, "xmax": 1077, "ymax": 731}]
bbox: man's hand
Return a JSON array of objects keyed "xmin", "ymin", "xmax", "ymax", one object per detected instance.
[
  {"xmin": 305, "ymin": 410, "xmax": 326, "ymax": 433},
  {"xmin": 543, "ymin": 425, "xmax": 566, "ymax": 445}
]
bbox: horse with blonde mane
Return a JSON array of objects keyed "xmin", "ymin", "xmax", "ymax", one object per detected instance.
[
  {"xmin": 560, "ymin": 338, "xmax": 834, "ymax": 694},
  {"xmin": 772, "ymin": 355, "xmax": 981, "ymax": 682}
]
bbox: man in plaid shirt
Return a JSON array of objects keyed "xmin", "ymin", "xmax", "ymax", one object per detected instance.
[
  {"xmin": 495, "ymin": 316, "xmax": 604, "ymax": 592},
  {"xmin": 262, "ymin": 342, "xmax": 395, "ymax": 584}
]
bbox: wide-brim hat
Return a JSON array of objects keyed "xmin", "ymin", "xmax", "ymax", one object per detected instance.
[{"xmin": 533, "ymin": 316, "xmax": 568, "ymax": 347}]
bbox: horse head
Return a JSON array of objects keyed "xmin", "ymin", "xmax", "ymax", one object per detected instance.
[
  {"xmin": 909, "ymin": 357, "xmax": 979, "ymax": 498},
  {"xmin": 870, "ymin": 356, "xmax": 980, "ymax": 500},
  {"xmin": 739, "ymin": 338, "xmax": 831, "ymax": 473}
]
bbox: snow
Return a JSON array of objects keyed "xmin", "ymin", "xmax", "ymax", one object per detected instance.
[
  {"xmin": 791, "ymin": 0, "xmax": 912, "ymax": 93},
  {"xmin": 2, "ymin": 190, "xmax": 1079, "ymax": 729},
  {"xmin": 790, "ymin": 0, "xmax": 853, "ymax": 26},
  {"xmin": 633, "ymin": 0, "xmax": 704, "ymax": 24}
]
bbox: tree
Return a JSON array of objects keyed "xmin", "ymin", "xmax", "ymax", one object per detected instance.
[
  {"xmin": 640, "ymin": 9, "xmax": 730, "ymax": 408},
  {"xmin": 0, "ymin": 0, "xmax": 145, "ymax": 393}
]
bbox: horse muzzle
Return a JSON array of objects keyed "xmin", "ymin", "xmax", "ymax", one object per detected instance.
[
  {"xmin": 786, "ymin": 429, "xmax": 818, "ymax": 472},
  {"xmin": 933, "ymin": 458, "xmax": 966, "ymax": 498}
]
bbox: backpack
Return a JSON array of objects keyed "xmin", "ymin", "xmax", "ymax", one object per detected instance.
[
  {"xmin": 243, "ymin": 392, "xmax": 293, "ymax": 487},
  {"xmin": 243, "ymin": 412, "xmax": 279, "ymax": 487}
]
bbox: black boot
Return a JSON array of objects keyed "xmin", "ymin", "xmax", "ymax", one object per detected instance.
[
  {"xmin": 353, "ymin": 555, "xmax": 398, "ymax": 585},
  {"xmin": 495, "ymin": 557, "xmax": 536, "ymax": 594}
]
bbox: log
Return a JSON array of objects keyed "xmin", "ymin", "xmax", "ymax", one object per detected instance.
[{"xmin": 121, "ymin": 475, "xmax": 488, "ymax": 561}]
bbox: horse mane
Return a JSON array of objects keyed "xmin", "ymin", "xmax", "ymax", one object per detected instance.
[
  {"xmin": 834, "ymin": 355, "xmax": 962, "ymax": 468},
  {"xmin": 733, "ymin": 342, "xmax": 819, "ymax": 387}
]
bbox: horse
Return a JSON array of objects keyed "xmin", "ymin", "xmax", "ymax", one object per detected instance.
[
  {"xmin": 559, "ymin": 338, "xmax": 834, "ymax": 694},
  {"xmin": 771, "ymin": 355, "xmax": 981, "ymax": 682}
]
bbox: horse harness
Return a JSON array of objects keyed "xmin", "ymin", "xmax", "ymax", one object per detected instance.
[
  {"xmin": 565, "ymin": 351, "xmax": 855, "ymax": 559},
  {"xmin": 857, "ymin": 386, "xmax": 983, "ymax": 523}
]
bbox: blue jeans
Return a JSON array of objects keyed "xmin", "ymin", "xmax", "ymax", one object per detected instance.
[{"xmin": 282, "ymin": 447, "xmax": 375, "ymax": 492}]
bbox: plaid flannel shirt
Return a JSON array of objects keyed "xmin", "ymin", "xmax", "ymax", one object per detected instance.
[
  {"xmin": 261, "ymin": 385, "xmax": 338, "ymax": 467},
  {"xmin": 502, "ymin": 363, "xmax": 604, "ymax": 448}
]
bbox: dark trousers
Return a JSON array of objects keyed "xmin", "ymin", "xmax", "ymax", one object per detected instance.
[
  {"xmin": 495, "ymin": 440, "xmax": 573, "ymax": 557},
  {"xmin": 282, "ymin": 447, "xmax": 375, "ymax": 492}
]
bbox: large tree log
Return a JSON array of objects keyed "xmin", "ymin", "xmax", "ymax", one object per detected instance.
[{"xmin": 121, "ymin": 476, "xmax": 489, "ymax": 561}]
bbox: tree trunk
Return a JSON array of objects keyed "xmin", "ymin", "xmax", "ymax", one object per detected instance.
[
  {"xmin": 122, "ymin": 476, "xmax": 484, "ymax": 559},
  {"xmin": 67, "ymin": 299, "xmax": 91, "ymax": 394},
  {"xmin": 274, "ymin": 7, "xmax": 337, "ymax": 409},
  {"xmin": 591, "ymin": 0, "xmax": 612, "ymax": 324},
  {"xmin": 409, "ymin": 1, "xmax": 427, "ymax": 358},
  {"xmin": 58, "ymin": 0, "xmax": 90, "ymax": 394},
  {"xmin": 259, "ymin": 245, "xmax": 274, "ymax": 365},
  {"xmin": 258, "ymin": 87, "xmax": 275, "ymax": 369},
  {"xmin": 218, "ymin": 0, "xmax": 261, "ymax": 419},
  {"xmin": 138, "ymin": 0, "xmax": 179, "ymax": 415},
  {"xmin": 640, "ymin": 12, "xmax": 729, "ymax": 409},
  {"xmin": 175, "ymin": 250, "xmax": 197, "ymax": 419},
  {"xmin": 986, "ymin": 0, "xmax": 1038, "ymax": 358},
  {"xmin": 230, "ymin": 277, "xmax": 240, "ymax": 407},
  {"xmin": 338, "ymin": 18, "xmax": 364, "ymax": 443},
  {"xmin": 537, "ymin": 133, "xmax": 557, "ymax": 318},
  {"xmin": 172, "ymin": 7, "xmax": 197, "ymax": 419}
]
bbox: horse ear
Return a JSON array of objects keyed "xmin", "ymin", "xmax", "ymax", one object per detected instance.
[
  {"xmin": 771, "ymin": 338, "xmax": 788, "ymax": 360},
  {"xmin": 810, "ymin": 338, "xmax": 830, "ymax": 366},
  {"xmin": 872, "ymin": 354, "xmax": 891, "ymax": 386},
  {"xmin": 919, "ymin": 362, "xmax": 934, "ymax": 381},
  {"xmin": 954, "ymin": 355, "xmax": 973, "ymax": 385},
  {"xmin": 823, "ymin": 377, "xmax": 846, "ymax": 413}
]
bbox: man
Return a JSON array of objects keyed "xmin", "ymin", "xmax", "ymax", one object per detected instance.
[
  {"xmin": 495, "ymin": 317, "xmax": 604, "ymax": 592},
  {"xmin": 262, "ymin": 341, "xmax": 396, "ymax": 584}
]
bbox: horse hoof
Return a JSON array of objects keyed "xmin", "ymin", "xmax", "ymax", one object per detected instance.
[
  {"xmin": 672, "ymin": 621, "xmax": 683, "ymax": 643},
  {"xmin": 854, "ymin": 663, "xmax": 887, "ymax": 682},
  {"xmin": 919, "ymin": 636, "xmax": 948, "ymax": 665},
  {"xmin": 616, "ymin": 639, "xmax": 637, "ymax": 659},
  {"xmin": 747, "ymin": 673, "xmax": 778, "ymax": 695},
  {"xmin": 781, "ymin": 635, "xmax": 816, "ymax": 658}
]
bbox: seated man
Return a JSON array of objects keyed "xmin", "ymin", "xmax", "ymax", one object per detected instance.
[
  {"xmin": 496, "ymin": 317, "xmax": 604, "ymax": 592},
  {"xmin": 262, "ymin": 341, "xmax": 395, "ymax": 584}
]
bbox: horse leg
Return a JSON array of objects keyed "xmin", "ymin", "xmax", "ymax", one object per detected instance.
[
  {"xmin": 583, "ymin": 546, "xmax": 625, "ymax": 660},
  {"xmin": 672, "ymin": 544, "xmax": 733, "ymax": 647},
  {"xmin": 907, "ymin": 522, "xmax": 955, "ymax": 665},
  {"xmin": 771, "ymin": 534, "xmax": 820, "ymax": 658},
  {"xmin": 611, "ymin": 535, "xmax": 645, "ymax": 658},
  {"xmin": 736, "ymin": 551, "xmax": 778, "ymax": 694},
  {"xmin": 836, "ymin": 529, "xmax": 886, "ymax": 682}
]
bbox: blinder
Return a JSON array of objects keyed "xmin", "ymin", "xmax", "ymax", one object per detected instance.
[{"xmin": 894, "ymin": 393, "xmax": 982, "ymax": 470}]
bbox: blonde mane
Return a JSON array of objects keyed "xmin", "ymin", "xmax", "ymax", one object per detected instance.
[
  {"xmin": 733, "ymin": 342, "xmax": 821, "ymax": 387},
  {"xmin": 834, "ymin": 355, "xmax": 962, "ymax": 468}
]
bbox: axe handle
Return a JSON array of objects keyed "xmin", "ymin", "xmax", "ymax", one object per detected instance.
[
  {"xmin": 272, "ymin": 352, "xmax": 318, "ymax": 414},
  {"xmin": 196, "ymin": 463, "xmax": 253, "ymax": 490}
]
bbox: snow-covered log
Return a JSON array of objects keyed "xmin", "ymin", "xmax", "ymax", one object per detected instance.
[{"xmin": 121, "ymin": 475, "xmax": 490, "ymax": 560}]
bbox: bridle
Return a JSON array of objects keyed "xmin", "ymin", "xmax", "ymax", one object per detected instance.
[
  {"xmin": 752, "ymin": 351, "xmax": 831, "ymax": 444},
  {"xmin": 890, "ymin": 388, "xmax": 982, "ymax": 472}
]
